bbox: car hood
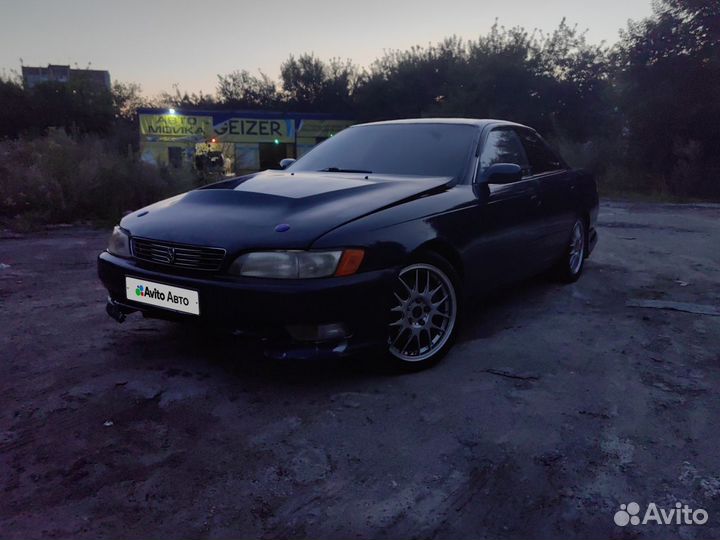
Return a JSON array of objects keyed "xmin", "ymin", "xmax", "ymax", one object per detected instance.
[{"xmin": 120, "ymin": 171, "xmax": 452, "ymax": 252}]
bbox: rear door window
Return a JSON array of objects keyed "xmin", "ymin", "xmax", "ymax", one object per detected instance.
[{"xmin": 516, "ymin": 130, "xmax": 564, "ymax": 175}]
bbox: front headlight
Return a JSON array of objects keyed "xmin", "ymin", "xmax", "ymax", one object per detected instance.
[
  {"xmin": 107, "ymin": 226, "xmax": 131, "ymax": 257},
  {"xmin": 228, "ymin": 249, "xmax": 364, "ymax": 279}
]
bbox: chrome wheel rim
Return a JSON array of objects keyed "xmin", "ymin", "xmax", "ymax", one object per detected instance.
[
  {"xmin": 569, "ymin": 221, "xmax": 585, "ymax": 275},
  {"xmin": 388, "ymin": 263, "xmax": 457, "ymax": 362}
]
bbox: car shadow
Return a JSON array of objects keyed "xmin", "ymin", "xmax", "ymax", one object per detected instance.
[
  {"xmin": 116, "ymin": 271, "xmax": 574, "ymax": 383},
  {"xmin": 153, "ymin": 322, "xmax": 393, "ymax": 384},
  {"xmin": 457, "ymin": 273, "xmax": 562, "ymax": 343}
]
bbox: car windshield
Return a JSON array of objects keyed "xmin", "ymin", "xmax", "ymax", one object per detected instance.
[{"xmin": 288, "ymin": 123, "xmax": 477, "ymax": 179}]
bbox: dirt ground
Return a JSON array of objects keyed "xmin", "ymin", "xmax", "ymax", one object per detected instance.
[{"xmin": 1, "ymin": 201, "xmax": 720, "ymax": 539}]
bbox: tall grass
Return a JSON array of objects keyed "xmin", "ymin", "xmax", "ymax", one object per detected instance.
[{"xmin": 0, "ymin": 130, "xmax": 194, "ymax": 230}]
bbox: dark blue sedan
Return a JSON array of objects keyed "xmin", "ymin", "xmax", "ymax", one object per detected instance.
[{"xmin": 99, "ymin": 119, "xmax": 598, "ymax": 369}]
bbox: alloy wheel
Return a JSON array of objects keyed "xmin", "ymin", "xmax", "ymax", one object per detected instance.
[
  {"xmin": 569, "ymin": 220, "xmax": 585, "ymax": 275},
  {"xmin": 388, "ymin": 263, "xmax": 457, "ymax": 362}
]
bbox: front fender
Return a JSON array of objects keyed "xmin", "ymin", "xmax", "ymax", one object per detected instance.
[
  {"xmin": 311, "ymin": 186, "xmax": 477, "ymax": 277},
  {"xmin": 314, "ymin": 217, "xmax": 439, "ymax": 273}
]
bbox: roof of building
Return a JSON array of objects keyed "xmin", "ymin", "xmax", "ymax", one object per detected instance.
[{"xmin": 137, "ymin": 108, "xmax": 352, "ymax": 121}]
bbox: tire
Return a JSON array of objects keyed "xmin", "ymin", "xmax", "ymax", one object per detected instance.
[
  {"xmin": 386, "ymin": 253, "xmax": 461, "ymax": 371},
  {"xmin": 554, "ymin": 217, "xmax": 587, "ymax": 283}
]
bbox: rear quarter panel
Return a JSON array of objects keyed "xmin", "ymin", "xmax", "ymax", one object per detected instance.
[{"xmin": 573, "ymin": 169, "xmax": 599, "ymax": 229}]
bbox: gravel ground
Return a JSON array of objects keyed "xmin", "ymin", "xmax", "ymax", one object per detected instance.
[{"xmin": 1, "ymin": 201, "xmax": 720, "ymax": 539}]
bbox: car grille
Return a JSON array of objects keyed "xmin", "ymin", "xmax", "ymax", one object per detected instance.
[{"xmin": 131, "ymin": 238, "xmax": 226, "ymax": 272}]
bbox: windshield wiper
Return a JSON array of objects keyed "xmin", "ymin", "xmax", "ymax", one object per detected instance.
[{"xmin": 319, "ymin": 167, "xmax": 373, "ymax": 174}]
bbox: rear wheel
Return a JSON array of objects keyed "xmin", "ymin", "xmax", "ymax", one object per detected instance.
[
  {"xmin": 387, "ymin": 255, "xmax": 460, "ymax": 370},
  {"xmin": 554, "ymin": 217, "xmax": 586, "ymax": 283}
]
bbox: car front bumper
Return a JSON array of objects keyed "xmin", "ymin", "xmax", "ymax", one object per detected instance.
[{"xmin": 98, "ymin": 252, "xmax": 397, "ymax": 359}]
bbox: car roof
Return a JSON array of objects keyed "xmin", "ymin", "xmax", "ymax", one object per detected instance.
[{"xmin": 352, "ymin": 118, "xmax": 532, "ymax": 130}]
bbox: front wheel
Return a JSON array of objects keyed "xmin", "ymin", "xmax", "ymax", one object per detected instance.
[{"xmin": 386, "ymin": 256, "xmax": 460, "ymax": 370}]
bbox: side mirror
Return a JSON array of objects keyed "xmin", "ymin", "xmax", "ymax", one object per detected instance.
[
  {"xmin": 481, "ymin": 163, "xmax": 523, "ymax": 185},
  {"xmin": 279, "ymin": 158, "xmax": 296, "ymax": 169}
]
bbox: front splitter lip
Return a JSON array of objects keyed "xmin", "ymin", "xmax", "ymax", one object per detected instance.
[
  {"xmin": 105, "ymin": 296, "xmax": 384, "ymax": 361},
  {"xmin": 263, "ymin": 339, "xmax": 354, "ymax": 361}
]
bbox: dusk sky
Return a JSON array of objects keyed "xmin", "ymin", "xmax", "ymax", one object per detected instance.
[{"xmin": 1, "ymin": 0, "xmax": 653, "ymax": 96}]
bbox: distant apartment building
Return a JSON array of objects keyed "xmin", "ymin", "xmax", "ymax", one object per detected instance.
[{"xmin": 21, "ymin": 64, "xmax": 111, "ymax": 90}]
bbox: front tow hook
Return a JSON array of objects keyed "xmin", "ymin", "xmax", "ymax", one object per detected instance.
[{"xmin": 106, "ymin": 297, "xmax": 129, "ymax": 323}]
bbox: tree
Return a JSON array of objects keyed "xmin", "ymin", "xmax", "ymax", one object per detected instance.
[
  {"xmin": 21, "ymin": 77, "xmax": 115, "ymax": 135},
  {"xmin": 352, "ymin": 23, "xmax": 613, "ymax": 140},
  {"xmin": 280, "ymin": 53, "xmax": 357, "ymax": 113},
  {"xmin": 0, "ymin": 75, "xmax": 27, "ymax": 138},
  {"xmin": 112, "ymin": 81, "xmax": 147, "ymax": 120},
  {"xmin": 354, "ymin": 37, "xmax": 466, "ymax": 121},
  {"xmin": 155, "ymin": 84, "xmax": 216, "ymax": 110},
  {"xmin": 216, "ymin": 70, "xmax": 279, "ymax": 109},
  {"xmin": 614, "ymin": 0, "xmax": 720, "ymax": 196}
]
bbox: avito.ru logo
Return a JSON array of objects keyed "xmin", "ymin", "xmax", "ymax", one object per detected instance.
[
  {"xmin": 614, "ymin": 501, "xmax": 708, "ymax": 526},
  {"xmin": 134, "ymin": 283, "xmax": 190, "ymax": 307},
  {"xmin": 136, "ymin": 285, "xmax": 166, "ymax": 300}
]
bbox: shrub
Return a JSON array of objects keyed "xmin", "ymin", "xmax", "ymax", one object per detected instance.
[{"xmin": 0, "ymin": 131, "xmax": 194, "ymax": 228}]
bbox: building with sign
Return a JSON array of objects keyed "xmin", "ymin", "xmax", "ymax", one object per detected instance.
[
  {"xmin": 22, "ymin": 64, "xmax": 111, "ymax": 90},
  {"xmin": 138, "ymin": 108, "xmax": 353, "ymax": 175}
]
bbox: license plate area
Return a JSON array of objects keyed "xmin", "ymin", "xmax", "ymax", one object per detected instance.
[{"xmin": 125, "ymin": 276, "xmax": 200, "ymax": 315}]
